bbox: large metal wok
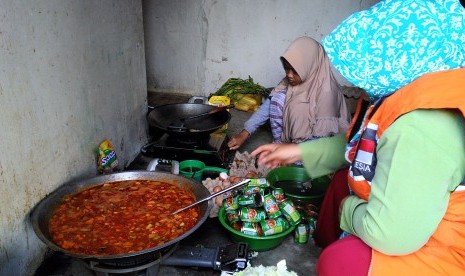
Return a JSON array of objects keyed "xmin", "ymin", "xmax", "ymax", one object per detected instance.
[
  {"xmin": 30, "ymin": 171, "xmax": 212, "ymax": 265},
  {"xmin": 147, "ymin": 103, "xmax": 231, "ymax": 139}
]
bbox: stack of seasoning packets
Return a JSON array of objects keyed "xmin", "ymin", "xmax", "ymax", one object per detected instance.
[{"xmin": 222, "ymin": 178, "xmax": 303, "ymax": 238}]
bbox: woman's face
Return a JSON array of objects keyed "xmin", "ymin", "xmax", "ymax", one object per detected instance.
[{"xmin": 282, "ymin": 59, "xmax": 302, "ymax": 86}]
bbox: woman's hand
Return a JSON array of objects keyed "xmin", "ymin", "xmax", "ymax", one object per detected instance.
[
  {"xmin": 251, "ymin": 143, "xmax": 302, "ymax": 169},
  {"xmin": 228, "ymin": 129, "xmax": 250, "ymax": 150}
]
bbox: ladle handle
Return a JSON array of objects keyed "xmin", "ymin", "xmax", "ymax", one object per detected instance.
[{"xmin": 171, "ymin": 178, "xmax": 250, "ymax": 215}]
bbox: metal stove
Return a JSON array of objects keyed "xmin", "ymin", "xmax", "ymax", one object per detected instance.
[
  {"xmin": 143, "ymin": 95, "xmax": 235, "ymax": 169},
  {"xmin": 140, "ymin": 132, "xmax": 234, "ymax": 169},
  {"xmin": 81, "ymin": 243, "xmax": 250, "ymax": 276},
  {"xmin": 82, "ymin": 244, "xmax": 176, "ymax": 276}
]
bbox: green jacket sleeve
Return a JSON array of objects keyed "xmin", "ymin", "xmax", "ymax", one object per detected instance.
[
  {"xmin": 340, "ymin": 109, "xmax": 465, "ymax": 255},
  {"xmin": 298, "ymin": 133, "xmax": 348, "ymax": 179}
]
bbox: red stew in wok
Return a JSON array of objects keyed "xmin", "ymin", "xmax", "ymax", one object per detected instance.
[{"xmin": 49, "ymin": 180, "xmax": 199, "ymax": 255}]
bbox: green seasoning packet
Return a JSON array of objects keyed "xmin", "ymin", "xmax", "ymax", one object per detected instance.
[{"xmin": 97, "ymin": 139, "xmax": 118, "ymax": 174}]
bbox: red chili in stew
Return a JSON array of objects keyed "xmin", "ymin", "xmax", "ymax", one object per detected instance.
[{"xmin": 48, "ymin": 180, "xmax": 200, "ymax": 255}]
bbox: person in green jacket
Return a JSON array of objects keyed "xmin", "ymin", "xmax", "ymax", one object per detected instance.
[{"xmin": 252, "ymin": 0, "xmax": 465, "ymax": 275}]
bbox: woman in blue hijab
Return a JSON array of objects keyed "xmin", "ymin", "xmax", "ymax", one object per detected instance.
[{"xmin": 252, "ymin": 0, "xmax": 465, "ymax": 274}]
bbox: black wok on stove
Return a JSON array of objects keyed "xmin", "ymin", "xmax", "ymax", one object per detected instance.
[
  {"xmin": 30, "ymin": 171, "xmax": 212, "ymax": 266},
  {"xmin": 147, "ymin": 103, "xmax": 231, "ymax": 139}
]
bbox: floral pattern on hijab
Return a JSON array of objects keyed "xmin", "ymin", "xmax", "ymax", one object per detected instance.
[{"xmin": 322, "ymin": 0, "xmax": 465, "ymax": 100}]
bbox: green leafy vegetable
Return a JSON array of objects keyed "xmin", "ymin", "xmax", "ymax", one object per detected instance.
[{"xmin": 212, "ymin": 76, "xmax": 266, "ymax": 102}]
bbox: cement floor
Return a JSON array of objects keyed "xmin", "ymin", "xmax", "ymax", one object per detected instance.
[{"xmin": 34, "ymin": 92, "xmax": 321, "ymax": 276}]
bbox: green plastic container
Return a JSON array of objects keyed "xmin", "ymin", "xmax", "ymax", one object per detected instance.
[
  {"xmin": 266, "ymin": 166, "xmax": 331, "ymax": 207},
  {"xmin": 179, "ymin": 160, "xmax": 228, "ymax": 182},
  {"xmin": 218, "ymin": 207, "xmax": 295, "ymax": 251}
]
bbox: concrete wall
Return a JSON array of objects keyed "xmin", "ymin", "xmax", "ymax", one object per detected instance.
[
  {"xmin": 144, "ymin": 0, "xmax": 379, "ymax": 96},
  {"xmin": 0, "ymin": 1, "xmax": 147, "ymax": 275}
]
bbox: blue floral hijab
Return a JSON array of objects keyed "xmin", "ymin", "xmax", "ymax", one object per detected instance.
[{"xmin": 323, "ymin": 0, "xmax": 465, "ymax": 101}]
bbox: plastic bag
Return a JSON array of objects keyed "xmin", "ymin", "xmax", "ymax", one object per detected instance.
[{"xmin": 97, "ymin": 139, "xmax": 119, "ymax": 174}]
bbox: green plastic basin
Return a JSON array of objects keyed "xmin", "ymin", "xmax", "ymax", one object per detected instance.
[
  {"xmin": 218, "ymin": 207, "xmax": 295, "ymax": 251},
  {"xmin": 266, "ymin": 166, "xmax": 331, "ymax": 207}
]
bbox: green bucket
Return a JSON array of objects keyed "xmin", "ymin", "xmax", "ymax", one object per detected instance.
[{"xmin": 179, "ymin": 160, "xmax": 228, "ymax": 182}]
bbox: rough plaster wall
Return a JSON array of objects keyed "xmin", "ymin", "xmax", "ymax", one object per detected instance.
[
  {"xmin": 144, "ymin": 0, "xmax": 379, "ymax": 96},
  {"xmin": 0, "ymin": 1, "xmax": 147, "ymax": 275},
  {"xmin": 144, "ymin": 0, "xmax": 208, "ymax": 95}
]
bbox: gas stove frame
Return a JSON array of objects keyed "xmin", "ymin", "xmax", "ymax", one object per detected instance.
[{"xmin": 141, "ymin": 132, "xmax": 234, "ymax": 169}]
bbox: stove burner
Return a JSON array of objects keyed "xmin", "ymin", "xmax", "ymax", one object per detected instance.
[
  {"xmin": 166, "ymin": 135, "xmax": 209, "ymax": 148},
  {"xmin": 82, "ymin": 245, "xmax": 177, "ymax": 276}
]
